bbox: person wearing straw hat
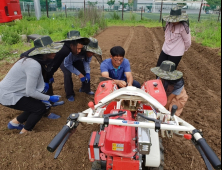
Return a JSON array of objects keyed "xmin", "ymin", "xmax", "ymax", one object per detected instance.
[
  {"xmin": 20, "ymin": 31, "xmax": 90, "ymax": 105},
  {"xmin": 60, "ymin": 37, "xmax": 102, "ymax": 102},
  {"xmin": 157, "ymin": 7, "xmax": 191, "ymax": 69},
  {"xmin": 0, "ymin": 36, "xmax": 64, "ymax": 134},
  {"xmin": 151, "ymin": 60, "xmax": 188, "ymax": 116}
]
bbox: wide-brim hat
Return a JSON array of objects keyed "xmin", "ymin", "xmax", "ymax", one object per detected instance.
[
  {"xmin": 86, "ymin": 37, "xmax": 102, "ymax": 56},
  {"xmin": 29, "ymin": 36, "xmax": 64, "ymax": 57},
  {"xmin": 163, "ymin": 7, "xmax": 189, "ymax": 23},
  {"xmin": 151, "ymin": 61, "xmax": 183, "ymax": 80},
  {"xmin": 61, "ymin": 30, "xmax": 90, "ymax": 45}
]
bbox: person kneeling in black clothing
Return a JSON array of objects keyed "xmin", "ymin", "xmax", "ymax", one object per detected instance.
[{"xmin": 60, "ymin": 37, "xmax": 102, "ymax": 102}]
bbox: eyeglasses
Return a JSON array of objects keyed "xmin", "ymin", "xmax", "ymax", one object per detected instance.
[{"xmin": 112, "ymin": 56, "xmax": 124, "ymax": 62}]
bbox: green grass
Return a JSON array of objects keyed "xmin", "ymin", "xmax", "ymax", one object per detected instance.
[
  {"xmin": 0, "ymin": 11, "xmax": 107, "ymax": 60},
  {"xmin": 190, "ymin": 20, "xmax": 221, "ymax": 48},
  {"xmin": 105, "ymin": 12, "xmax": 221, "ymax": 48},
  {"xmin": 0, "ymin": 11, "xmax": 220, "ymax": 61}
]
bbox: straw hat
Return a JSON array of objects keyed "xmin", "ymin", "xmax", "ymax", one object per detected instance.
[
  {"xmin": 151, "ymin": 61, "xmax": 183, "ymax": 80},
  {"xmin": 61, "ymin": 30, "xmax": 90, "ymax": 45},
  {"xmin": 29, "ymin": 36, "xmax": 64, "ymax": 57},
  {"xmin": 86, "ymin": 37, "xmax": 102, "ymax": 56},
  {"xmin": 163, "ymin": 7, "xmax": 189, "ymax": 23}
]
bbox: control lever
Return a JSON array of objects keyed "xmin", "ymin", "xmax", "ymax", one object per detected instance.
[{"xmin": 171, "ymin": 105, "xmax": 178, "ymax": 116}]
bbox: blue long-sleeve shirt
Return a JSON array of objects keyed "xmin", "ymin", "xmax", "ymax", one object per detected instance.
[{"xmin": 64, "ymin": 52, "xmax": 92, "ymax": 76}]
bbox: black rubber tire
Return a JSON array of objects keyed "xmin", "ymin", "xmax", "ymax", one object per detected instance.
[
  {"xmin": 147, "ymin": 138, "xmax": 165, "ymax": 170},
  {"xmin": 91, "ymin": 161, "xmax": 106, "ymax": 170}
]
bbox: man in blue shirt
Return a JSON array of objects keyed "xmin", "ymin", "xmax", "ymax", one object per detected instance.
[
  {"xmin": 61, "ymin": 37, "xmax": 102, "ymax": 102},
  {"xmin": 100, "ymin": 46, "xmax": 141, "ymax": 88}
]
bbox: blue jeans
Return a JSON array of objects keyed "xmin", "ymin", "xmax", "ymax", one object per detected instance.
[{"xmin": 132, "ymin": 80, "xmax": 141, "ymax": 88}]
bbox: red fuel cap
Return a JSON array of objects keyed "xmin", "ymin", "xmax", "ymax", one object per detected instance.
[{"xmin": 184, "ymin": 134, "xmax": 192, "ymax": 140}]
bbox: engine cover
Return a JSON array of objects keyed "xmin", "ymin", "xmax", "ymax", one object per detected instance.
[
  {"xmin": 94, "ymin": 80, "xmax": 118, "ymax": 104},
  {"xmin": 101, "ymin": 109, "xmax": 136, "ymax": 157},
  {"xmin": 141, "ymin": 79, "xmax": 167, "ymax": 106}
]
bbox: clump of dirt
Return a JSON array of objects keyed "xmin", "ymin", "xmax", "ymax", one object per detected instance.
[{"xmin": 0, "ymin": 26, "xmax": 220, "ymax": 170}]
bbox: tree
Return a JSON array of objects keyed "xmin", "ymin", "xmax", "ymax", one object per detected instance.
[
  {"xmin": 206, "ymin": 0, "xmax": 221, "ymax": 10},
  {"xmin": 107, "ymin": 0, "xmax": 115, "ymax": 10},
  {"xmin": 88, "ymin": 1, "xmax": 98, "ymax": 7},
  {"xmin": 119, "ymin": 1, "xmax": 128, "ymax": 9},
  {"xmin": 57, "ymin": 0, "xmax": 62, "ymax": 8},
  {"xmin": 128, "ymin": 0, "xmax": 134, "ymax": 11}
]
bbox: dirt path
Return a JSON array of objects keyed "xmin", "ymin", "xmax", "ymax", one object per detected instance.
[{"xmin": 0, "ymin": 26, "xmax": 221, "ymax": 170}]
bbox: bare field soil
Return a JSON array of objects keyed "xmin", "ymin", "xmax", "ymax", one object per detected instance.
[{"xmin": 0, "ymin": 26, "xmax": 221, "ymax": 170}]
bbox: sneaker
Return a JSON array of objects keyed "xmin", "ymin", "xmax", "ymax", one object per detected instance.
[
  {"xmin": 7, "ymin": 122, "xmax": 24, "ymax": 130},
  {"xmin": 87, "ymin": 91, "xmax": 95, "ymax": 95},
  {"xmin": 48, "ymin": 113, "xmax": 61, "ymax": 119},
  {"xmin": 52, "ymin": 101, "xmax": 65, "ymax": 107},
  {"xmin": 79, "ymin": 88, "xmax": 95, "ymax": 95},
  {"xmin": 67, "ymin": 96, "xmax": 75, "ymax": 102}
]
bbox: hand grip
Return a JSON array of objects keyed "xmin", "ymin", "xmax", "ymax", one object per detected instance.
[
  {"xmin": 197, "ymin": 138, "xmax": 221, "ymax": 169},
  {"xmin": 47, "ymin": 125, "xmax": 71, "ymax": 153},
  {"xmin": 171, "ymin": 105, "xmax": 178, "ymax": 116}
]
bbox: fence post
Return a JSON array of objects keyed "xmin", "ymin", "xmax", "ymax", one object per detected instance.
[
  {"xmin": 23, "ymin": 2, "xmax": 25, "ymax": 12},
  {"xmin": 159, "ymin": 0, "xmax": 163, "ymax": 22},
  {"xmin": 65, "ymin": 5, "xmax": 67, "ymax": 18},
  {"xmin": 198, "ymin": 0, "xmax": 204, "ymax": 22},
  {"xmin": 218, "ymin": 7, "xmax": 221, "ymax": 22},
  {"xmin": 27, "ymin": 4, "xmax": 30, "ymax": 16},
  {"xmin": 84, "ymin": 0, "xmax": 86, "ymax": 12},
  {"xmin": 46, "ymin": 0, "xmax": 49, "ymax": 18},
  {"xmin": 141, "ymin": 6, "xmax": 143, "ymax": 20},
  {"xmin": 122, "ymin": 0, "xmax": 124, "ymax": 20}
]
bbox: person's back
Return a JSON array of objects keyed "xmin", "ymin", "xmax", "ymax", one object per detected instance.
[{"xmin": 0, "ymin": 58, "xmax": 45, "ymax": 105}]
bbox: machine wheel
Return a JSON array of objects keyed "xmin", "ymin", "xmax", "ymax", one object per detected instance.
[
  {"xmin": 145, "ymin": 138, "xmax": 165, "ymax": 170},
  {"xmin": 91, "ymin": 161, "xmax": 106, "ymax": 170}
]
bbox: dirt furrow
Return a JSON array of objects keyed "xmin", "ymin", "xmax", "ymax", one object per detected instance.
[{"xmin": 0, "ymin": 26, "xmax": 220, "ymax": 170}]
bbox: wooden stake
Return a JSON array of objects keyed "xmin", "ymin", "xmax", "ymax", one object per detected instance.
[
  {"xmin": 65, "ymin": 5, "xmax": 67, "ymax": 18},
  {"xmin": 46, "ymin": 0, "xmax": 49, "ymax": 18},
  {"xmin": 198, "ymin": 0, "xmax": 203, "ymax": 22},
  {"xmin": 84, "ymin": 0, "xmax": 86, "ymax": 12},
  {"xmin": 122, "ymin": 0, "xmax": 124, "ymax": 20},
  {"xmin": 159, "ymin": 0, "xmax": 163, "ymax": 22},
  {"xmin": 27, "ymin": 4, "xmax": 30, "ymax": 17},
  {"xmin": 218, "ymin": 7, "xmax": 221, "ymax": 22},
  {"xmin": 141, "ymin": 6, "xmax": 143, "ymax": 20}
]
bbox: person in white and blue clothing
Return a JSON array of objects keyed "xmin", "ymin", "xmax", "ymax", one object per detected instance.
[
  {"xmin": 100, "ymin": 46, "xmax": 141, "ymax": 88},
  {"xmin": 60, "ymin": 37, "xmax": 102, "ymax": 102}
]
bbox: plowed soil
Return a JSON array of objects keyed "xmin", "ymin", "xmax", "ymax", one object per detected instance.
[{"xmin": 0, "ymin": 26, "xmax": 221, "ymax": 170}]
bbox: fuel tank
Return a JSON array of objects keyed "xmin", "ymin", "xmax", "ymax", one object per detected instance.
[
  {"xmin": 141, "ymin": 79, "xmax": 167, "ymax": 106},
  {"xmin": 94, "ymin": 80, "xmax": 118, "ymax": 105},
  {"xmin": 101, "ymin": 109, "xmax": 136, "ymax": 157}
]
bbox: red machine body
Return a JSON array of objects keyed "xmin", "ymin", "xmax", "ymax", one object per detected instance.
[
  {"xmin": 100, "ymin": 109, "xmax": 136, "ymax": 157},
  {"xmin": 0, "ymin": 0, "xmax": 22, "ymax": 23},
  {"xmin": 141, "ymin": 79, "xmax": 167, "ymax": 106},
  {"xmin": 94, "ymin": 80, "xmax": 118, "ymax": 105},
  {"xmin": 89, "ymin": 80, "xmax": 167, "ymax": 169}
]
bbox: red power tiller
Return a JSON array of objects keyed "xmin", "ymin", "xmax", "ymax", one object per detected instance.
[{"xmin": 47, "ymin": 79, "xmax": 221, "ymax": 170}]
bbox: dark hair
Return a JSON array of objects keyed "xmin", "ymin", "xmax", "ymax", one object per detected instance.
[
  {"xmin": 110, "ymin": 46, "xmax": 125, "ymax": 57},
  {"xmin": 67, "ymin": 39, "xmax": 86, "ymax": 46}
]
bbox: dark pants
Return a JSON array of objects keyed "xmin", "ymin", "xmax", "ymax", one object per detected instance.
[
  {"xmin": 157, "ymin": 50, "xmax": 182, "ymax": 69},
  {"xmin": 132, "ymin": 80, "xmax": 141, "ymax": 88},
  {"xmin": 7, "ymin": 97, "xmax": 47, "ymax": 131},
  {"xmin": 60, "ymin": 60, "xmax": 91, "ymax": 98}
]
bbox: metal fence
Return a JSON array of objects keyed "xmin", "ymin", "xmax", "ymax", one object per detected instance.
[{"xmin": 19, "ymin": 1, "xmax": 221, "ymax": 21}]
